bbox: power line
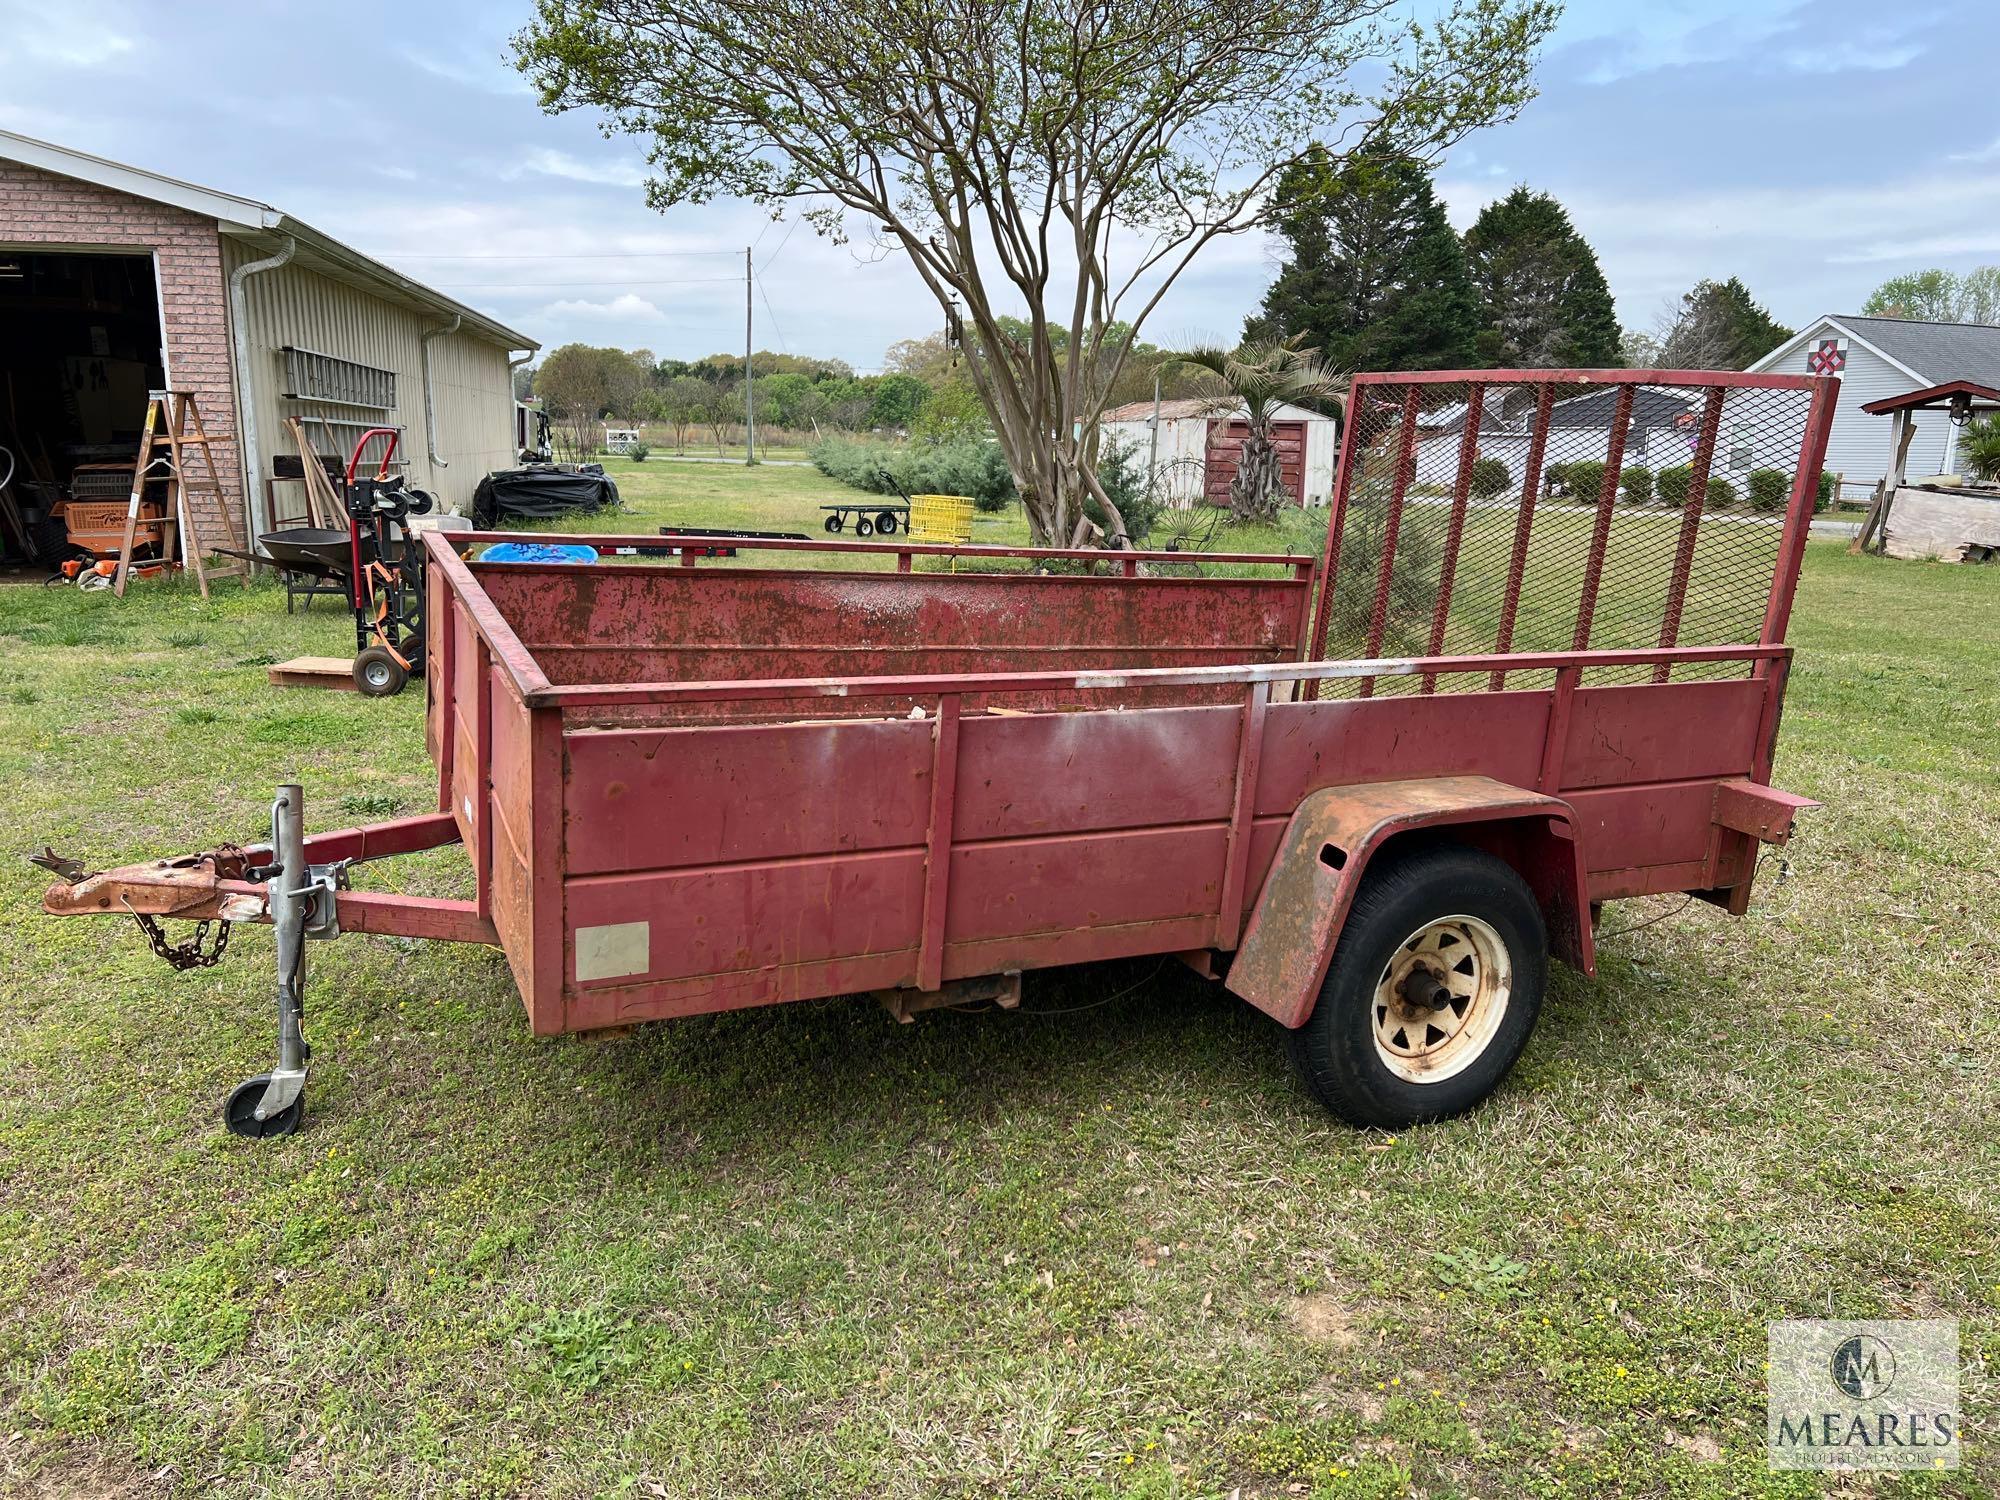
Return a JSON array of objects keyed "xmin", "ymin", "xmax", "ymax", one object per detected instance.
[
  {"xmin": 366, "ymin": 248, "xmax": 745, "ymax": 260},
  {"xmin": 760, "ymin": 213, "xmax": 805, "ymax": 270},
  {"xmin": 756, "ymin": 276, "xmax": 791, "ymax": 354}
]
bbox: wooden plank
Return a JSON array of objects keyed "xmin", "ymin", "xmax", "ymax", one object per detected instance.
[{"xmin": 266, "ymin": 656, "xmax": 359, "ymax": 691}]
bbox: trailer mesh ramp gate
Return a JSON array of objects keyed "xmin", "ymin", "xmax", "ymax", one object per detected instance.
[{"xmin": 1312, "ymin": 372, "xmax": 1830, "ymax": 694}]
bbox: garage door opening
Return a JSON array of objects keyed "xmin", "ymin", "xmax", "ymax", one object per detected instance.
[{"xmin": 0, "ymin": 250, "xmax": 166, "ymax": 577}]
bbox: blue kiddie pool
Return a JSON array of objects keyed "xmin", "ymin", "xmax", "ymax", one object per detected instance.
[{"xmin": 478, "ymin": 542, "xmax": 601, "ymax": 565}]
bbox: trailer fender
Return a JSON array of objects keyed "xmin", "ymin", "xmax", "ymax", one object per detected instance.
[{"xmin": 1225, "ymin": 776, "xmax": 1594, "ymax": 1029}]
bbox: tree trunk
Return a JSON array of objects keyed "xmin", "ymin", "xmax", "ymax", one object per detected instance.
[{"xmin": 1229, "ymin": 425, "xmax": 1286, "ymax": 523}]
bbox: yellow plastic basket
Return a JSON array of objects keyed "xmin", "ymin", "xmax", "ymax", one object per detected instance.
[{"xmin": 909, "ymin": 493, "xmax": 974, "ymax": 545}]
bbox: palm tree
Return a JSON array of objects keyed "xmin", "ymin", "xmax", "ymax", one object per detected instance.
[
  {"xmin": 1961, "ymin": 413, "xmax": 2000, "ymax": 483},
  {"xmin": 1175, "ymin": 338, "xmax": 1345, "ymax": 522}
]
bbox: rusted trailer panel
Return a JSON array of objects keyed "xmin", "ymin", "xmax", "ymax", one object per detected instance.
[{"xmin": 39, "ymin": 369, "xmax": 1837, "ymax": 1137}]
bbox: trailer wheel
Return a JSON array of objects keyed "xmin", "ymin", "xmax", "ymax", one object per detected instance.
[
  {"xmin": 353, "ymin": 647, "xmax": 408, "ymax": 697},
  {"xmin": 1287, "ymin": 844, "xmax": 1546, "ymax": 1128},
  {"xmin": 824, "ymin": 513, "xmax": 844, "ymax": 533},
  {"xmin": 855, "ymin": 517, "xmax": 875, "ymax": 537},
  {"xmin": 224, "ymin": 1073, "xmax": 304, "ymax": 1138},
  {"xmin": 875, "ymin": 511, "xmax": 899, "ymax": 535}
]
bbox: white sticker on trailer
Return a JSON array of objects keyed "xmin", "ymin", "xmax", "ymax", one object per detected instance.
[{"xmin": 574, "ymin": 921, "xmax": 650, "ymax": 983}]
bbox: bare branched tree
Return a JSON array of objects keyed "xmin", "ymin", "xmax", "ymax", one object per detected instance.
[{"xmin": 515, "ymin": 0, "xmax": 1555, "ymax": 545}]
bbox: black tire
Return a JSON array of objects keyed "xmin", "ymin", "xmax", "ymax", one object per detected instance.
[
  {"xmin": 874, "ymin": 511, "xmax": 898, "ymax": 535},
  {"xmin": 824, "ymin": 514, "xmax": 843, "ymax": 533},
  {"xmin": 855, "ymin": 517, "xmax": 874, "ymax": 537},
  {"xmin": 1286, "ymin": 843, "xmax": 1546, "ymax": 1128},
  {"xmin": 353, "ymin": 647, "xmax": 408, "ymax": 697},
  {"xmin": 225, "ymin": 1074, "xmax": 303, "ymax": 1138}
]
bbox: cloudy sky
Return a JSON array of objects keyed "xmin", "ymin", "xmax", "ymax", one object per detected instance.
[{"xmin": 2, "ymin": 0, "xmax": 1994, "ymax": 369}]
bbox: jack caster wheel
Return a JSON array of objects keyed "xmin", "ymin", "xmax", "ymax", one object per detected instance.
[
  {"xmin": 225, "ymin": 1073, "xmax": 304, "ymax": 1138},
  {"xmin": 353, "ymin": 646, "xmax": 408, "ymax": 697}
]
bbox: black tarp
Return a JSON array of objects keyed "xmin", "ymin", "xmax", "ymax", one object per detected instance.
[{"xmin": 471, "ymin": 466, "xmax": 621, "ymax": 529}]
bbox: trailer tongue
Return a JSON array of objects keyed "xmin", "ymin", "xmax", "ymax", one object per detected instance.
[{"xmin": 34, "ymin": 368, "xmax": 1836, "ymax": 1137}]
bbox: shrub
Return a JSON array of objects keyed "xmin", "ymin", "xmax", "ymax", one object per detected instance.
[
  {"xmin": 1657, "ymin": 465, "xmax": 1693, "ymax": 508},
  {"xmin": 1088, "ymin": 433, "xmax": 1161, "ymax": 543},
  {"xmin": 1322, "ymin": 491, "xmax": 1441, "ymax": 657},
  {"xmin": 1468, "ymin": 456, "xmax": 1511, "ymax": 499},
  {"xmin": 1706, "ymin": 475, "xmax": 1738, "ymax": 510},
  {"xmin": 811, "ymin": 435, "xmax": 1017, "ymax": 511},
  {"xmin": 628, "ymin": 442, "xmax": 650, "ymax": 463},
  {"xmin": 1960, "ymin": 413, "xmax": 2000, "ymax": 482},
  {"xmin": 1815, "ymin": 470, "xmax": 1837, "ymax": 513},
  {"xmin": 1562, "ymin": 460, "xmax": 1608, "ymax": 502},
  {"xmin": 1746, "ymin": 467, "xmax": 1789, "ymax": 513},
  {"xmin": 1620, "ymin": 466, "xmax": 1653, "ymax": 504}
]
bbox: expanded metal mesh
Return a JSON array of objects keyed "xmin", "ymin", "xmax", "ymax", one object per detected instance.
[{"xmin": 1312, "ymin": 372, "xmax": 1826, "ymax": 694}]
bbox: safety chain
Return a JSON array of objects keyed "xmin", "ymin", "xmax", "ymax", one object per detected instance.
[{"xmin": 131, "ymin": 912, "xmax": 233, "ymax": 970}]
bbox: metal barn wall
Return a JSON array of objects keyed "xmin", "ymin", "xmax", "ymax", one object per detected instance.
[
  {"xmin": 223, "ymin": 239, "xmax": 517, "ymax": 522},
  {"xmin": 1759, "ymin": 332, "xmax": 1952, "ymax": 499}
]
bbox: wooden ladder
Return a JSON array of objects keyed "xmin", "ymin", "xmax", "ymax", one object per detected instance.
[{"xmin": 113, "ymin": 391, "xmax": 250, "ymax": 597}]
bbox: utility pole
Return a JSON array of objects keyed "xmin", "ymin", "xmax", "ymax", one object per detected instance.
[
  {"xmin": 1146, "ymin": 369, "xmax": 1162, "ymax": 493},
  {"xmin": 744, "ymin": 245, "xmax": 756, "ymax": 465}
]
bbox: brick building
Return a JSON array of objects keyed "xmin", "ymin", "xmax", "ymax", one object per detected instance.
[{"xmin": 0, "ymin": 131, "xmax": 537, "ymax": 557}]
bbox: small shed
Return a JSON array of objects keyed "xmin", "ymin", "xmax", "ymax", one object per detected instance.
[{"xmin": 1100, "ymin": 397, "xmax": 1341, "ymax": 508}]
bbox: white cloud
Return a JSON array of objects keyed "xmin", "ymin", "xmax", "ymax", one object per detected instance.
[
  {"xmin": 1568, "ymin": 1, "xmax": 1930, "ymax": 84},
  {"xmin": 1778, "ymin": 39, "xmax": 1922, "ymax": 73},
  {"xmin": 1948, "ymin": 136, "xmax": 2000, "ymax": 164},
  {"xmin": 1827, "ymin": 232, "xmax": 2000, "ymax": 266},
  {"xmin": 0, "ymin": 6, "xmax": 136, "ymax": 69},
  {"xmin": 1433, "ymin": 167, "xmax": 2000, "ymax": 327},
  {"xmin": 539, "ymin": 293, "xmax": 667, "ymax": 321},
  {"xmin": 516, "ymin": 149, "xmax": 650, "ymax": 189},
  {"xmin": 398, "ymin": 47, "xmax": 530, "ymax": 96}
]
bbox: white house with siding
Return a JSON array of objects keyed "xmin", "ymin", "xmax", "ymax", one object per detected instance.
[{"xmin": 1747, "ymin": 314, "xmax": 2000, "ymax": 500}]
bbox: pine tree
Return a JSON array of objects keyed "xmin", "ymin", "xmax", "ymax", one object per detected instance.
[
  {"xmin": 1250, "ymin": 151, "xmax": 1479, "ymax": 374},
  {"xmin": 1461, "ymin": 187, "xmax": 1621, "ymax": 368}
]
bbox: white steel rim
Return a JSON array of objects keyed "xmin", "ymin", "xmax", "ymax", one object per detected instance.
[{"xmin": 1372, "ymin": 913, "xmax": 1512, "ymax": 1084}]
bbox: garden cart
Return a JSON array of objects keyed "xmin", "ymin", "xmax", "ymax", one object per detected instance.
[{"xmin": 33, "ymin": 369, "xmax": 1837, "ymax": 1139}]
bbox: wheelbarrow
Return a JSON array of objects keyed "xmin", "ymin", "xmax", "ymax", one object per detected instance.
[{"xmin": 252, "ymin": 526, "xmax": 356, "ymax": 612}]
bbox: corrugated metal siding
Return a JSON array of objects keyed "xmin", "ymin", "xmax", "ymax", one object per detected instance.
[
  {"xmin": 1762, "ymin": 330, "xmax": 1951, "ymax": 498},
  {"xmin": 223, "ymin": 239, "xmax": 517, "ymax": 520}
]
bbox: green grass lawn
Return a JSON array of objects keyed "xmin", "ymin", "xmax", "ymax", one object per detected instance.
[{"xmin": 0, "ymin": 484, "xmax": 1995, "ymax": 1497}]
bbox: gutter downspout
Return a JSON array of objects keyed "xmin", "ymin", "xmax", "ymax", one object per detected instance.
[
  {"xmin": 421, "ymin": 314, "xmax": 463, "ymax": 475},
  {"xmin": 227, "ymin": 234, "xmax": 296, "ymax": 548},
  {"xmin": 509, "ymin": 350, "xmax": 533, "ymax": 460}
]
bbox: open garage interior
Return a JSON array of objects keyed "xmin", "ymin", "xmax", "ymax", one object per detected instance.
[{"xmin": 0, "ymin": 249, "xmax": 167, "ymax": 576}]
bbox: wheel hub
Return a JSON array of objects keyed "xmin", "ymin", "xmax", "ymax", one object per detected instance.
[{"xmin": 1372, "ymin": 914, "xmax": 1513, "ymax": 1083}]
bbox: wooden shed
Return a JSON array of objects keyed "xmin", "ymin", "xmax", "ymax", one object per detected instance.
[{"xmin": 1100, "ymin": 397, "xmax": 1341, "ymax": 509}]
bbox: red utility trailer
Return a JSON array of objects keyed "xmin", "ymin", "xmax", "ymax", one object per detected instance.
[{"xmin": 36, "ymin": 369, "xmax": 1836, "ymax": 1137}]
